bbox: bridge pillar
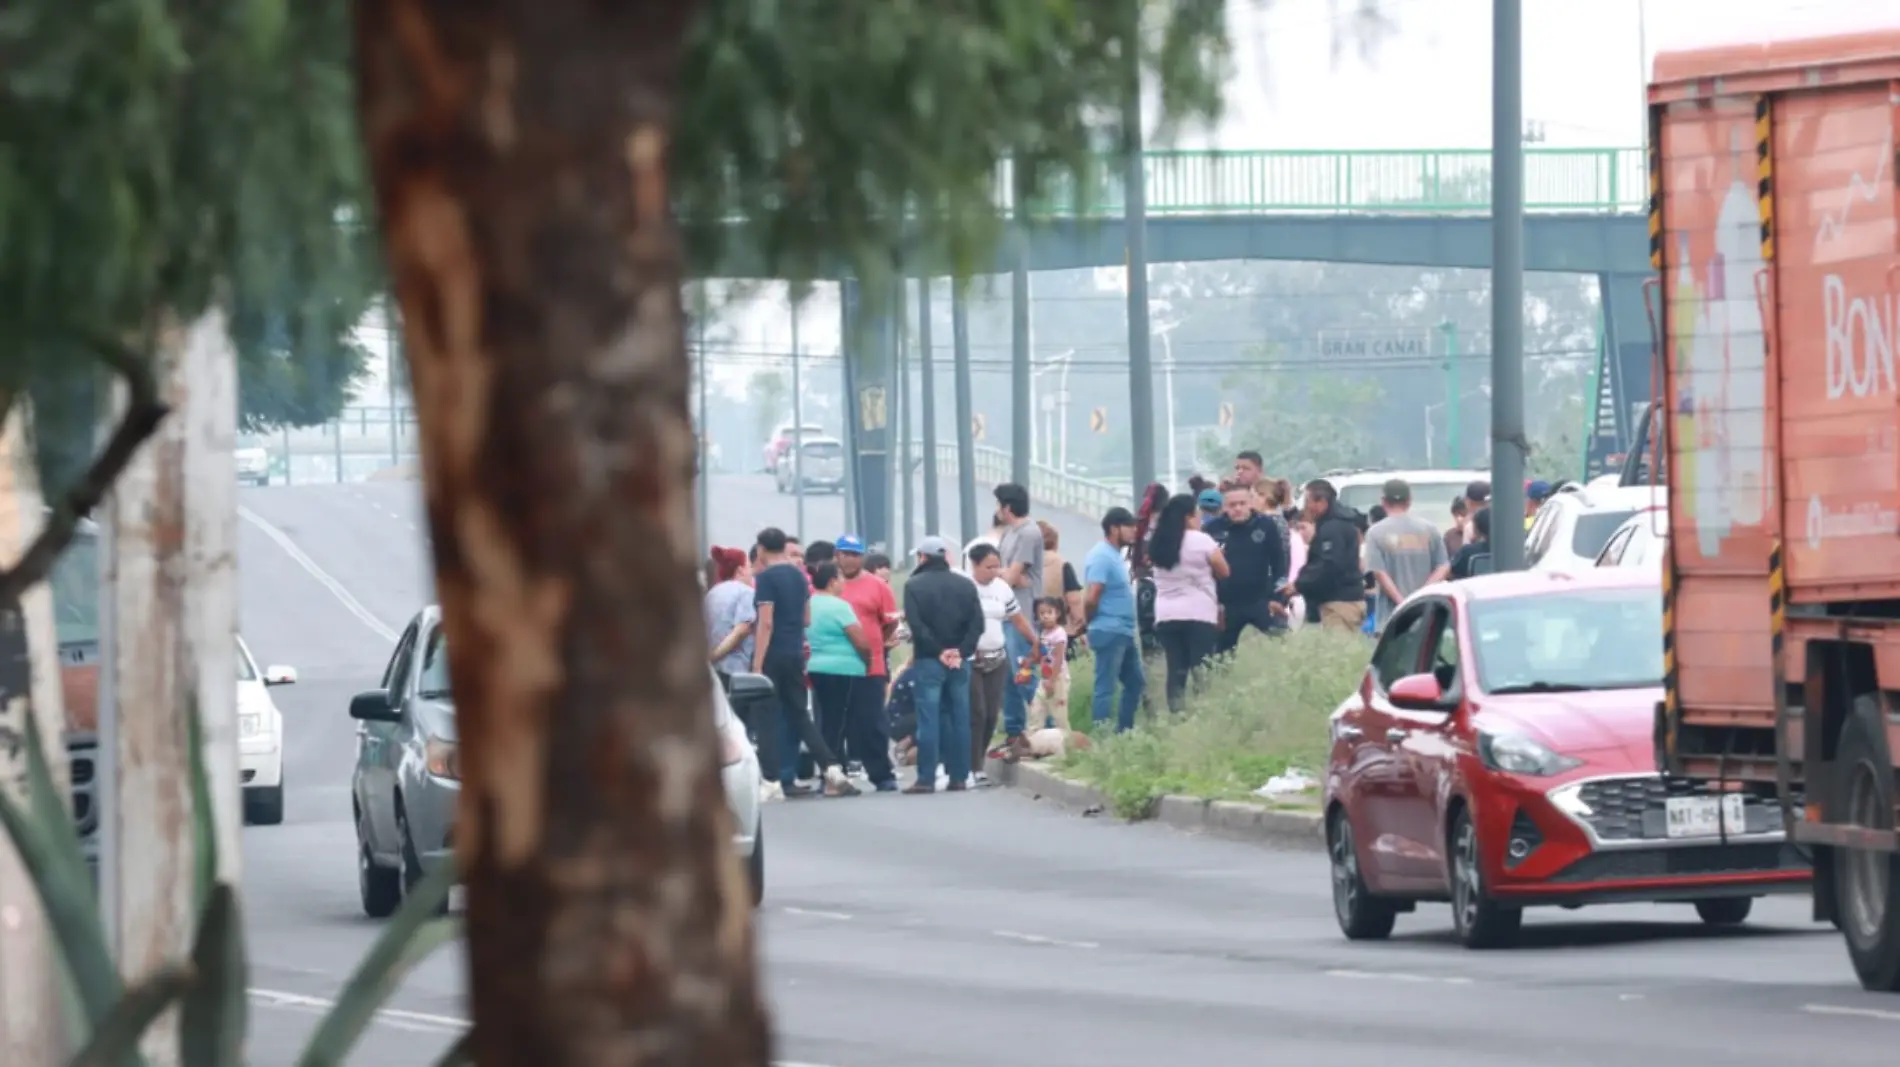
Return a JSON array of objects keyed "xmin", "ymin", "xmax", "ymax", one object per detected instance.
[
  {"xmin": 1590, "ymin": 270, "xmax": 1655, "ymax": 477},
  {"xmin": 840, "ymin": 278, "xmax": 895, "ymax": 550}
]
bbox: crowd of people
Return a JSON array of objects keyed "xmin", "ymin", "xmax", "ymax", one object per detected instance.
[{"xmin": 701, "ymin": 453, "xmax": 1545, "ymax": 800}]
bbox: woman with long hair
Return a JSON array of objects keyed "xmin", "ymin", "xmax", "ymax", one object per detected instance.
[
  {"xmin": 803, "ymin": 562, "xmax": 867, "ymax": 797},
  {"xmin": 1147, "ymin": 493, "xmax": 1229, "ymax": 713},
  {"xmin": 705, "ymin": 546, "xmax": 756, "ymax": 692}
]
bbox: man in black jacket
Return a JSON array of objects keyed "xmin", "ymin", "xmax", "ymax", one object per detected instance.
[
  {"xmin": 901, "ymin": 536, "xmax": 985, "ymax": 794},
  {"xmin": 1203, "ymin": 485, "xmax": 1289, "ymax": 652},
  {"xmin": 1294, "ymin": 479, "xmax": 1369, "ymax": 633}
]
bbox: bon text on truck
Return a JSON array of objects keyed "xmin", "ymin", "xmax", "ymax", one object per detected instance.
[{"xmin": 1647, "ymin": 28, "xmax": 1900, "ymax": 992}]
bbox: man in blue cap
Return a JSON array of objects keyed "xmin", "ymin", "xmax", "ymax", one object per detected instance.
[
  {"xmin": 1524, "ymin": 479, "xmax": 1553, "ymax": 530},
  {"xmin": 835, "ymin": 534, "xmax": 899, "ymax": 790}
]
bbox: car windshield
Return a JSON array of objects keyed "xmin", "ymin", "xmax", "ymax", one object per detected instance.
[
  {"xmin": 802, "ymin": 441, "xmax": 842, "ymax": 459},
  {"xmin": 1338, "ymin": 480, "xmax": 1468, "ymax": 524},
  {"xmin": 1469, "ymin": 586, "xmax": 1662, "ymax": 693},
  {"xmin": 1572, "ymin": 509, "xmax": 1638, "ymax": 558},
  {"xmin": 418, "ymin": 628, "xmax": 452, "ymax": 698},
  {"xmin": 236, "ymin": 639, "xmax": 257, "ymax": 681}
]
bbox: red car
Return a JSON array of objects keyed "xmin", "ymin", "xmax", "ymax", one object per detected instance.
[{"xmin": 1324, "ymin": 567, "xmax": 1810, "ymax": 948}]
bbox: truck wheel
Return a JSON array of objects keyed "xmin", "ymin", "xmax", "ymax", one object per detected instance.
[{"xmin": 1833, "ymin": 694, "xmax": 1900, "ymax": 992}]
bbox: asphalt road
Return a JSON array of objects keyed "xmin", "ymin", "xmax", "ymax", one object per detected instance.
[{"xmin": 236, "ymin": 479, "xmax": 1900, "ymax": 1066}]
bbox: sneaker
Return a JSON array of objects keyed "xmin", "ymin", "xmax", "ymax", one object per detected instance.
[
  {"xmin": 935, "ymin": 770, "xmax": 950, "ymax": 790},
  {"xmin": 1004, "ymin": 734, "xmax": 1032, "ymax": 764},
  {"xmin": 946, "ymin": 780, "xmax": 969, "ymax": 792},
  {"xmin": 903, "ymin": 782, "xmax": 935, "ymax": 795},
  {"xmin": 845, "ymin": 760, "xmax": 865, "ymax": 778},
  {"xmin": 972, "ymin": 771, "xmax": 991, "ymax": 787},
  {"xmin": 822, "ymin": 766, "xmax": 862, "ymax": 797},
  {"xmin": 782, "ymin": 782, "xmax": 817, "ymax": 798},
  {"xmin": 760, "ymin": 781, "xmax": 785, "ymax": 803}
]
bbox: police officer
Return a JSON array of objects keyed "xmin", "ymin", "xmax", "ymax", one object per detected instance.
[{"xmin": 1201, "ymin": 484, "xmax": 1290, "ymax": 654}]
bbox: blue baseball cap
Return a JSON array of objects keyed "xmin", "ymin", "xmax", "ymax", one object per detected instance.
[
  {"xmin": 1525, "ymin": 479, "xmax": 1553, "ymax": 502},
  {"xmin": 1197, "ymin": 488, "xmax": 1223, "ymax": 511},
  {"xmin": 835, "ymin": 534, "xmax": 867, "ymax": 554}
]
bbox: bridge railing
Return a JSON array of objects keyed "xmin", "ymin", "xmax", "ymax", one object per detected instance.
[
  {"xmin": 920, "ymin": 441, "xmax": 1131, "ymax": 521},
  {"xmin": 997, "ymin": 147, "xmax": 1645, "ymax": 217}
]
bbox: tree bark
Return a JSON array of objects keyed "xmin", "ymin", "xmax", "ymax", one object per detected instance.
[
  {"xmin": 351, "ymin": 4, "xmax": 770, "ymax": 1066},
  {"xmin": 101, "ymin": 311, "xmax": 242, "ymax": 1067},
  {"xmin": 0, "ymin": 400, "xmax": 73, "ymax": 1067}
]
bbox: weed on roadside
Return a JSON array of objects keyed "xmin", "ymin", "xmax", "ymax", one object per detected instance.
[{"xmin": 1058, "ymin": 627, "xmax": 1370, "ymax": 818}]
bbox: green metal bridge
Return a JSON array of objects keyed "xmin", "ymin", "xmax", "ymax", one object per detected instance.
[{"xmin": 1000, "ymin": 147, "xmax": 1645, "ymax": 217}]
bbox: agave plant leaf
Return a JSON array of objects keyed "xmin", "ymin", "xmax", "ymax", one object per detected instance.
[
  {"xmin": 65, "ymin": 963, "xmax": 194, "ymax": 1067},
  {"xmin": 293, "ymin": 859, "xmax": 460, "ymax": 1067},
  {"xmin": 0, "ymin": 714, "xmax": 123, "ymax": 1026},
  {"xmin": 178, "ymin": 883, "xmax": 247, "ymax": 1067},
  {"xmin": 184, "ymin": 696, "xmax": 218, "ymax": 914}
]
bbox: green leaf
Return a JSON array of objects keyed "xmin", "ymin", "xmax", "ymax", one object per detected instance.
[
  {"xmin": 0, "ymin": 710, "xmax": 123, "ymax": 1025},
  {"xmin": 65, "ymin": 964, "xmax": 194, "ymax": 1067},
  {"xmin": 178, "ymin": 884, "xmax": 247, "ymax": 1067},
  {"xmin": 294, "ymin": 861, "xmax": 460, "ymax": 1067}
]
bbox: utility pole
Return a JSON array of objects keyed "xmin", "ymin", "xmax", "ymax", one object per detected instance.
[
  {"xmin": 1010, "ymin": 165, "xmax": 1033, "ymax": 488},
  {"xmin": 385, "ymin": 297, "xmax": 401, "ymax": 470},
  {"xmin": 104, "ymin": 310, "xmax": 243, "ymax": 1066},
  {"xmin": 1439, "ymin": 320, "xmax": 1461, "ymax": 466},
  {"xmin": 693, "ymin": 287, "xmax": 710, "ymax": 556},
  {"xmin": 917, "ymin": 277, "xmax": 941, "ymax": 535},
  {"xmin": 790, "ymin": 291, "xmax": 806, "ymax": 542},
  {"xmin": 0, "ymin": 401, "xmax": 71, "ymax": 1067},
  {"xmin": 1489, "ymin": 0, "xmax": 1528, "ymax": 570},
  {"xmin": 897, "ymin": 284, "xmax": 914, "ymax": 554},
  {"xmin": 1122, "ymin": 56, "xmax": 1156, "ymax": 496},
  {"xmin": 952, "ymin": 282, "xmax": 979, "ymax": 545}
]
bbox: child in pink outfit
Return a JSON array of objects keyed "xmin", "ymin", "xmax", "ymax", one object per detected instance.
[{"xmin": 1030, "ymin": 597, "xmax": 1071, "ymax": 731}]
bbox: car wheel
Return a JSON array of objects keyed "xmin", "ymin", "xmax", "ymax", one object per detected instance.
[
  {"xmin": 1328, "ymin": 807, "xmax": 1396, "ymax": 940},
  {"xmin": 1834, "ymin": 693, "xmax": 1900, "ymax": 991},
  {"xmin": 396, "ymin": 799, "xmax": 449, "ymax": 917},
  {"xmin": 748, "ymin": 822, "xmax": 765, "ymax": 908},
  {"xmin": 245, "ymin": 783, "xmax": 285, "ymax": 827},
  {"xmin": 1449, "ymin": 809, "xmax": 1522, "ymax": 949},
  {"xmin": 357, "ymin": 806, "xmax": 402, "ymax": 919},
  {"xmin": 1694, "ymin": 897, "xmax": 1753, "ymax": 926}
]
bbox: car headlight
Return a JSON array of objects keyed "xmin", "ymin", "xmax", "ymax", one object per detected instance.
[
  {"xmin": 1477, "ymin": 731, "xmax": 1582, "ymax": 777},
  {"xmin": 424, "ymin": 737, "xmax": 460, "ymax": 780},
  {"xmin": 240, "ymin": 713, "xmax": 265, "ymax": 739}
]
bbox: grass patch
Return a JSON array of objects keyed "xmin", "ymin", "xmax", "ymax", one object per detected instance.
[{"xmin": 1058, "ymin": 627, "xmax": 1370, "ymax": 818}]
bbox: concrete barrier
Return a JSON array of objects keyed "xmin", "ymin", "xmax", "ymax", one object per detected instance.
[{"xmin": 985, "ymin": 757, "xmax": 1324, "ymax": 852}]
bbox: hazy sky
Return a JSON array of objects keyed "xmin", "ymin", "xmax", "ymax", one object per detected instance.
[{"xmin": 355, "ymin": 0, "xmax": 1900, "ymax": 400}]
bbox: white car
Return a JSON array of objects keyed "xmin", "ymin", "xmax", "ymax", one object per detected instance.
[
  {"xmin": 720, "ymin": 670, "xmax": 766, "ymax": 905},
  {"xmin": 236, "ymin": 446, "xmax": 271, "ymax": 486},
  {"xmin": 237, "ymin": 636, "xmax": 295, "ymax": 825},
  {"xmin": 1595, "ymin": 505, "xmax": 1669, "ymax": 568},
  {"xmin": 1326, "ymin": 467, "xmax": 1488, "ymax": 527},
  {"xmin": 1526, "ymin": 484, "xmax": 1666, "ymax": 575}
]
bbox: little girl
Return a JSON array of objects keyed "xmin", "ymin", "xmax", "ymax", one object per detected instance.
[{"xmin": 1030, "ymin": 597, "xmax": 1071, "ymax": 732}]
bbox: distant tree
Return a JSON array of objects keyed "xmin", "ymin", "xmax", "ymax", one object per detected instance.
[
  {"xmin": 1222, "ymin": 346, "xmax": 1387, "ymax": 480},
  {"xmin": 746, "ymin": 368, "xmax": 790, "ymax": 446}
]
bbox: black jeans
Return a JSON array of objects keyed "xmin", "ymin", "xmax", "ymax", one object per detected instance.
[
  {"xmin": 1216, "ymin": 598, "xmax": 1284, "ymax": 655},
  {"xmin": 1154, "ymin": 619, "xmax": 1218, "ymax": 714},
  {"xmin": 811, "ymin": 673, "xmax": 857, "ymax": 770},
  {"xmin": 848, "ymin": 675, "xmax": 896, "ymax": 787},
  {"xmin": 762, "ymin": 653, "xmax": 838, "ymax": 782}
]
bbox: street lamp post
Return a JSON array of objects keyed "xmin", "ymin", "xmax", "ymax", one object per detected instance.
[
  {"xmin": 1490, "ymin": 0, "xmax": 1529, "ymax": 570},
  {"xmin": 790, "ymin": 292, "xmax": 806, "ymax": 542}
]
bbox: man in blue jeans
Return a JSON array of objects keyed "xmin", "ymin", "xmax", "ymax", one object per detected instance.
[
  {"xmin": 1084, "ymin": 507, "xmax": 1146, "ymax": 732},
  {"xmin": 899, "ymin": 535, "xmax": 985, "ymax": 793},
  {"xmin": 992, "ymin": 482, "xmax": 1043, "ymax": 762}
]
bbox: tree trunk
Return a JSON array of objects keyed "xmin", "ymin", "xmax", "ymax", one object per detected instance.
[
  {"xmin": 0, "ymin": 400, "xmax": 72, "ymax": 1067},
  {"xmin": 102, "ymin": 311, "xmax": 242, "ymax": 1067},
  {"xmin": 351, "ymin": 4, "xmax": 771, "ymax": 1066}
]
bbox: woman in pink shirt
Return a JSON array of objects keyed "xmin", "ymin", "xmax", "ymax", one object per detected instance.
[{"xmin": 1148, "ymin": 493, "xmax": 1229, "ymax": 713}]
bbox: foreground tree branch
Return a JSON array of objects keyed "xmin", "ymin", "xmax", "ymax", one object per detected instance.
[
  {"xmin": 352, "ymin": 2, "xmax": 769, "ymax": 1065},
  {"xmin": 0, "ymin": 331, "xmax": 168, "ymax": 607}
]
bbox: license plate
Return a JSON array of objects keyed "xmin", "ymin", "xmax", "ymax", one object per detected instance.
[{"xmin": 1663, "ymin": 794, "xmax": 1747, "ymax": 839}]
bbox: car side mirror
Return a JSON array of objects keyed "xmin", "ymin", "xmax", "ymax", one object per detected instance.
[
  {"xmin": 264, "ymin": 665, "xmax": 298, "ymax": 687},
  {"xmin": 727, "ymin": 672, "xmax": 776, "ymax": 708},
  {"xmin": 1389, "ymin": 672, "xmax": 1451, "ymax": 712},
  {"xmin": 349, "ymin": 689, "xmax": 400, "ymax": 723}
]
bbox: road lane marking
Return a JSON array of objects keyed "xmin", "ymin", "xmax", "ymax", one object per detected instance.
[
  {"xmin": 992, "ymin": 930, "xmax": 1099, "ymax": 950},
  {"xmin": 1325, "ymin": 969, "xmax": 1473, "ymax": 985},
  {"xmin": 1803, "ymin": 1003, "xmax": 1900, "ymax": 1022},
  {"xmin": 239, "ymin": 506, "xmax": 400, "ymax": 643},
  {"xmin": 782, "ymin": 907, "xmax": 854, "ymax": 921},
  {"xmin": 249, "ymin": 988, "xmax": 845, "ymax": 1065}
]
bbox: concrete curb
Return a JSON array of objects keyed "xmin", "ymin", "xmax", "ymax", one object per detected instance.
[{"xmin": 985, "ymin": 757, "xmax": 1325, "ymax": 853}]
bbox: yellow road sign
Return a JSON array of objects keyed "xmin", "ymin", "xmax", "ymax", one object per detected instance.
[
  {"xmin": 1089, "ymin": 407, "xmax": 1108, "ymax": 434},
  {"xmin": 972, "ymin": 413, "xmax": 986, "ymax": 441},
  {"xmin": 858, "ymin": 386, "xmax": 888, "ymax": 432},
  {"xmin": 1218, "ymin": 401, "xmax": 1235, "ymax": 428}
]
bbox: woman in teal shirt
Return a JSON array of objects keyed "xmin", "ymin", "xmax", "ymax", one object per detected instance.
[{"xmin": 808, "ymin": 562, "xmax": 872, "ymax": 778}]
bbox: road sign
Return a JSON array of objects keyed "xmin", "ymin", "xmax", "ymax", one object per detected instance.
[
  {"xmin": 1218, "ymin": 402, "xmax": 1235, "ymax": 428},
  {"xmin": 1090, "ymin": 407, "xmax": 1107, "ymax": 433},
  {"xmin": 1314, "ymin": 328, "xmax": 1435, "ymax": 360},
  {"xmin": 972, "ymin": 413, "xmax": 986, "ymax": 441}
]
